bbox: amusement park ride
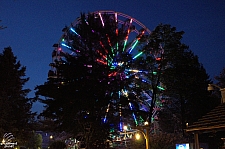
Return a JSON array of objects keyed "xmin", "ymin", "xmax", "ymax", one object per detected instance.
[{"xmin": 47, "ymin": 11, "xmax": 164, "ymax": 148}]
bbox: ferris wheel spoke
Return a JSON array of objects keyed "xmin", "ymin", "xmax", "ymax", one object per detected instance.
[
  {"xmin": 53, "ymin": 11, "xmax": 163, "ymax": 132},
  {"xmin": 70, "ymin": 27, "xmax": 79, "ymax": 36},
  {"xmin": 127, "ymin": 29, "xmax": 146, "ymax": 54},
  {"xmin": 98, "ymin": 12, "xmax": 105, "ymax": 27},
  {"xmin": 122, "ymin": 19, "xmax": 133, "ymax": 52}
]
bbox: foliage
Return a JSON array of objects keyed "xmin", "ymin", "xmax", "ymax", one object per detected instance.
[
  {"xmin": 49, "ymin": 140, "xmax": 66, "ymax": 149},
  {"xmin": 149, "ymin": 132, "xmax": 187, "ymax": 149},
  {"xmin": 215, "ymin": 67, "xmax": 225, "ymax": 88},
  {"xmin": 26, "ymin": 131, "xmax": 42, "ymax": 149},
  {"xmin": 0, "ymin": 47, "xmax": 35, "ymax": 145},
  {"xmin": 148, "ymin": 24, "xmax": 215, "ymax": 134}
]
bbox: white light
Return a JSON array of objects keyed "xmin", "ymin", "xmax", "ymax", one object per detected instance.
[
  {"xmin": 144, "ymin": 121, "xmax": 149, "ymax": 125},
  {"xmin": 135, "ymin": 133, "xmax": 140, "ymax": 140}
]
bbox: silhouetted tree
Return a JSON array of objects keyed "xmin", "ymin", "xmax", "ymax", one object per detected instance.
[
  {"xmin": 26, "ymin": 131, "xmax": 42, "ymax": 149},
  {"xmin": 35, "ymin": 12, "xmax": 151, "ymax": 149},
  {"xmin": 215, "ymin": 67, "xmax": 225, "ymax": 88},
  {"xmin": 152, "ymin": 24, "xmax": 215, "ymax": 135},
  {"xmin": 0, "ymin": 47, "xmax": 35, "ymax": 145}
]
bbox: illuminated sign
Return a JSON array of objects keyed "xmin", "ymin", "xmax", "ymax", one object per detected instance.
[
  {"xmin": 176, "ymin": 143, "xmax": 190, "ymax": 149},
  {"xmin": 0, "ymin": 133, "xmax": 17, "ymax": 148}
]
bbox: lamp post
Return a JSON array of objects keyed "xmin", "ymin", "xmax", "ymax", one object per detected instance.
[
  {"xmin": 135, "ymin": 122, "xmax": 150, "ymax": 149},
  {"xmin": 123, "ymin": 125, "xmax": 128, "ymax": 147},
  {"xmin": 208, "ymin": 84, "xmax": 225, "ymax": 103}
]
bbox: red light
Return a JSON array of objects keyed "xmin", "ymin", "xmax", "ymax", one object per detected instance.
[{"xmin": 156, "ymin": 57, "xmax": 161, "ymax": 61}]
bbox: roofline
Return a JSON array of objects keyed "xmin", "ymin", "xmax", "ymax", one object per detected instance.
[{"xmin": 185, "ymin": 125, "xmax": 225, "ymax": 133}]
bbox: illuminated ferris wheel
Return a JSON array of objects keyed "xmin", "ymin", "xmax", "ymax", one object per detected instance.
[{"xmin": 48, "ymin": 11, "xmax": 163, "ymax": 131}]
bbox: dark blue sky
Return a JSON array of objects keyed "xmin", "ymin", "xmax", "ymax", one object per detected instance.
[{"xmin": 1, "ymin": 0, "xmax": 225, "ymax": 113}]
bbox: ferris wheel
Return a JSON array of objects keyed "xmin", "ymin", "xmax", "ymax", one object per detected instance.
[{"xmin": 48, "ymin": 11, "xmax": 163, "ymax": 131}]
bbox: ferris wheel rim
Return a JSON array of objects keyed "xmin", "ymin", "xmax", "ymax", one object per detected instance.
[
  {"xmin": 68, "ymin": 10, "xmax": 151, "ymax": 35},
  {"xmin": 52, "ymin": 10, "xmax": 160, "ymax": 129}
]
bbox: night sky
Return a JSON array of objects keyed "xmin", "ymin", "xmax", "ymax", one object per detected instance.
[{"xmin": 1, "ymin": 0, "xmax": 225, "ymax": 113}]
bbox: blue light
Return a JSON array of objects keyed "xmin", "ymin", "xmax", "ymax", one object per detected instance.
[
  {"xmin": 61, "ymin": 43, "xmax": 72, "ymax": 49},
  {"xmin": 176, "ymin": 144, "xmax": 190, "ymax": 149},
  {"xmin": 118, "ymin": 91, "xmax": 121, "ymax": 98},
  {"xmin": 112, "ymin": 62, "xmax": 118, "ymax": 67},
  {"xmin": 103, "ymin": 117, "xmax": 107, "ymax": 123},
  {"xmin": 128, "ymin": 40, "xmax": 139, "ymax": 54},
  {"xmin": 120, "ymin": 122, "xmax": 123, "ymax": 131},
  {"xmin": 129, "ymin": 103, "xmax": 138, "ymax": 125},
  {"xmin": 142, "ymin": 79, "xmax": 147, "ymax": 83},
  {"xmin": 70, "ymin": 28, "xmax": 79, "ymax": 36},
  {"xmin": 129, "ymin": 103, "xmax": 133, "ymax": 110}
]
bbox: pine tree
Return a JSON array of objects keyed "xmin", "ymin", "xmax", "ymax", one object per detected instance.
[
  {"xmin": 0, "ymin": 47, "xmax": 34, "ymax": 145},
  {"xmin": 149, "ymin": 25, "xmax": 215, "ymax": 134}
]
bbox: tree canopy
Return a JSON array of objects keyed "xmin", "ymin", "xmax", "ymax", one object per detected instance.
[
  {"xmin": 0, "ymin": 47, "xmax": 35, "ymax": 146},
  {"xmin": 215, "ymin": 67, "xmax": 225, "ymax": 88}
]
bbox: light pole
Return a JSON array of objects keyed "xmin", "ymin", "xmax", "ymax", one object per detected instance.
[
  {"xmin": 208, "ymin": 84, "xmax": 225, "ymax": 103},
  {"xmin": 135, "ymin": 122, "xmax": 150, "ymax": 149},
  {"xmin": 123, "ymin": 125, "xmax": 128, "ymax": 147}
]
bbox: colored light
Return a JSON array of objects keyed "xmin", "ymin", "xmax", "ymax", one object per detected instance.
[
  {"xmin": 120, "ymin": 122, "xmax": 123, "ymax": 131},
  {"xmin": 115, "ymin": 13, "xmax": 118, "ymax": 23},
  {"xmin": 99, "ymin": 12, "xmax": 104, "ymax": 27},
  {"xmin": 157, "ymin": 86, "xmax": 165, "ymax": 90},
  {"xmin": 123, "ymin": 40, "xmax": 128, "ymax": 52},
  {"xmin": 96, "ymin": 59, "xmax": 107, "ymax": 65},
  {"xmin": 133, "ymin": 51, "xmax": 143, "ymax": 59},
  {"xmin": 61, "ymin": 43, "xmax": 71, "ymax": 49},
  {"xmin": 70, "ymin": 28, "xmax": 79, "ymax": 36},
  {"xmin": 129, "ymin": 40, "xmax": 139, "ymax": 54},
  {"xmin": 129, "ymin": 102, "xmax": 138, "ymax": 125},
  {"xmin": 156, "ymin": 57, "xmax": 161, "ymax": 61},
  {"xmin": 130, "ymin": 18, "xmax": 133, "ymax": 24}
]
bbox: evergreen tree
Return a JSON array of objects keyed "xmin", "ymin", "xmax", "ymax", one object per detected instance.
[
  {"xmin": 149, "ymin": 25, "xmax": 215, "ymax": 134},
  {"xmin": 0, "ymin": 47, "xmax": 35, "ymax": 145}
]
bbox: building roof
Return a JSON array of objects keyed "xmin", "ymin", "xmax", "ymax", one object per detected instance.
[{"xmin": 185, "ymin": 103, "xmax": 225, "ymax": 133}]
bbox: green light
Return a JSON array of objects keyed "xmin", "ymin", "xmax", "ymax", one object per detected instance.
[
  {"xmin": 122, "ymin": 40, "xmax": 128, "ymax": 52},
  {"xmin": 157, "ymin": 86, "xmax": 165, "ymax": 90},
  {"xmin": 133, "ymin": 51, "xmax": 143, "ymax": 59},
  {"xmin": 110, "ymin": 66, "xmax": 116, "ymax": 69}
]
